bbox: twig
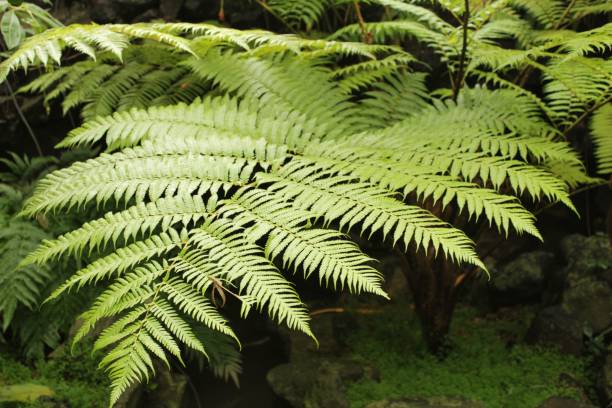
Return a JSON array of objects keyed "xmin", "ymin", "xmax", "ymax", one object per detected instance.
[
  {"xmin": 309, "ymin": 307, "xmax": 383, "ymax": 316},
  {"xmin": 452, "ymin": 0, "xmax": 470, "ymax": 102}
]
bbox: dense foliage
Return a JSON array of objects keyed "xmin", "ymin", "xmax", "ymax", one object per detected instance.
[{"xmin": 0, "ymin": 0, "xmax": 610, "ymax": 405}]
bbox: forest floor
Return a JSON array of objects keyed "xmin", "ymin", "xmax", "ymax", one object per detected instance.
[{"xmin": 343, "ymin": 303, "xmax": 594, "ymax": 408}]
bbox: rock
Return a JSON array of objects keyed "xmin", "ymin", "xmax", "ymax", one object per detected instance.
[
  {"xmin": 279, "ymin": 313, "xmax": 344, "ymax": 358},
  {"xmin": 490, "ymin": 251, "xmax": 555, "ymax": 306},
  {"xmin": 364, "ymin": 396, "xmax": 485, "ymax": 408},
  {"xmin": 267, "ymin": 311, "xmax": 376, "ymax": 408},
  {"xmin": 561, "ymin": 234, "xmax": 612, "ymax": 286},
  {"xmin": 561, "ymin": 276, "xmax": 612, "ymax": 333},
  {"xmin": 537, "ymin": 396, "xmax": 596, "ymax": 408},
  {"xmin": 133, "ymin": 8, "xmax": 161, "ymax": 22},
  {"xmin": 525, "ymin": 306, "xmax": 584, "ymax": 355},
  {"xmin": 267, "ymin": 357, "xmax": 375, "ymax": 408},
  {"xmin": 89, "ymin": 0, "xmax": 123, "ymax": 22}
]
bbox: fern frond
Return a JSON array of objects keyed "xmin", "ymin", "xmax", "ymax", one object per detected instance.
[
  {"xmin": 330, "ymin": 21, "xmax": 448, "ymax": 56},
  {"xmin": 81, "ymin": 63, "xmax": 156, "ymax": 119},
  {"xmin": 188, "ymin": 219, "xmax": 314, "ymax": 338},
  {"xmin": 62, "ymin": 64, "xmax": 121, "ymax": 114},
  {"xmin": 159, "ymin": 278, "xmax": 236, "ymax": 340},
  {"xmin": 533, "ymin": 24, "xmax": 612, "ymax": 57},
  {"xmin": 260, "ymin": 159, "xmax": 485, "ymax": 270},
  {"xmin": 219, "ymin": 188, "xmax": 387, "ymax": 296},
  {"xmin": 0, "ymin": 25, "xmax": 129, "ymax": 82},
  {"xmin": 22, "ymin": 141, "xmax": 260, "ymax": 215},
  {"xmin": 23, "ymin": 196, "xmax": 207, "ymax": 266},
  {"xmin": 1, "ymin": 21, "xmax": 387, "ymax": 84},
  {"xmin": 0, "ymin": 219, "xmax": 52, "ymax": 329},
  {"xmin": 353, "ymin": 72, "xmax": 430, "ymax": 128},
  {"xmin": 78, "ymin": 252, "xmax": 237, "ymax": 406},
  {"xmin": 542, "ymin": 57, "xmax": 612, "ymax": 128},
  {"xmin": 591, "ymin": 103, "xmax": 612, "ymax": 175},
  {"xmin": 467, "ymin": 69, "xmax": 556, "ymax": 121},
  {"xmin": 47, "ymin": 229, "xmax": 184, "ymax": 300},
  {"xmin": 508, "ymin": 0, "xmax": 567, "ymax": 29},
  {"xmin": 331, "ymin": 54, "xmax": 417, "ymax": 93},
  {"xmin": 57, "ymin": 96, "xmax": 308, "ymax": 151},
  {"xmin": 190, "ymin": 325, "xmax": 242, "ymax": 386},
  {"xmin": 74, "ymin": 261, "xmax": 166, "ymax": 344},
  {"xmin": 183, "ymin": 52, "xmax": 361, "ymax": 138},
  {"xmin": 370, "ymin": 0, "xmax": 454, "ymax": 33},
  {"xmin": 301, "ymin": 144, "xmax": 543, "ymax": 239},
  {"xmin": 267, "ymin": 0, "xmax": 331, "ymax": 30},
  {"xmin": 572, "ymin": 2, "xmax": 612, "ymax": 19}
]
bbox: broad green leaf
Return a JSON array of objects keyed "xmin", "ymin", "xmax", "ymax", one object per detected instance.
[
  {"xmin": 0, "ymin": 383, "xmax": 54, "ymax": 402},
  {"xmin": 1, "ymin": 10, "xmax": 25, "ymax": 49}
]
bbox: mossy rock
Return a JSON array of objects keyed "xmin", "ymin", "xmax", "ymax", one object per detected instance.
[
  {"xmin": 537, "ymin": 396, "xmax": 597, "ymax": 407},
  {"xmin": 267, "ymin": 357, "xmax": 375, "ymax": 408},
  {"xmin": 490, "ymin": 251, "xmax": 554, "ymax": 306},
  {"xmin": 561, "ymin": 234, "xmax": 612, "ymax": 285},
  {"xmin": 561, "ymin": 277, "xmax": 612, "ymax": 332},
  {"xmin": 364, "ymin": 396, "xmax": 485, "ymax": 408},
  {"xmin": 0, "ymin": 383, "xmax": 54, "ymax": 402}
]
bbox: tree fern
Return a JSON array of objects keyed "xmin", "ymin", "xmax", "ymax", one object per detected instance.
[{"xmin": 5, "ymin": 1, "xmax": 605, "ymax": 402}]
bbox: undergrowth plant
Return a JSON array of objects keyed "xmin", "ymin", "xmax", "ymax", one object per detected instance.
[
  {"xmin": 0, "ymin": 0, "xmax": 609, "ymax": 405},
  {"xmin": 0, "ymin": 152, "xmax": 87, "ymax": 359}
]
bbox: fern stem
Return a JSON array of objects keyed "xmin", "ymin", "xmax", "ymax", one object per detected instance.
[
  {"xmin": 0, "ymin": 37, "xmax": 43, "ymax": 157},
  {"xmin": 254, "ymin": 0, "xmax": 297, "ymax": 34},
  {"xmin": 452, "ymin": 0, "xmax": 470, "ymax": 102},
  {"xmin": 553, "ymin": 0, "xmax": 578, "ymax": 30},
  {"xmin": 534, "ymin": 180, "xmax": 609, "ymax": 216},
  {"xmin": 174, "ymin": 364, "xmax": 203, "ymax": 408},
  {"xmin": 121, "ymin": 241, "xmax": 191, "ymax": 370},
  {"xmin": 353, "ymin": 2, "xmax": 372, "ymax": 44},
  {"xmin": 4, "ymin": 80, "xmax": 43, "ymax": 156},
  {"xmin": 563, "ymin": 93, "xmax": 612, "ymax": 137}
]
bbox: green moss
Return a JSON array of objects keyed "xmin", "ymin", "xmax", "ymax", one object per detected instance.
[
  {"xmin": 345, "ymin": 305, "xmax": 589, "ymax": 408},
  {"xmin": 0, "ymin": 344, "xmax": 109, "ymax": 407}
]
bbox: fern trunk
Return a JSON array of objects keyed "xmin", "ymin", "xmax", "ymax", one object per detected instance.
[{"xmin": 399, "ymin": 250, "xmax": 458, "ymax": 354}]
